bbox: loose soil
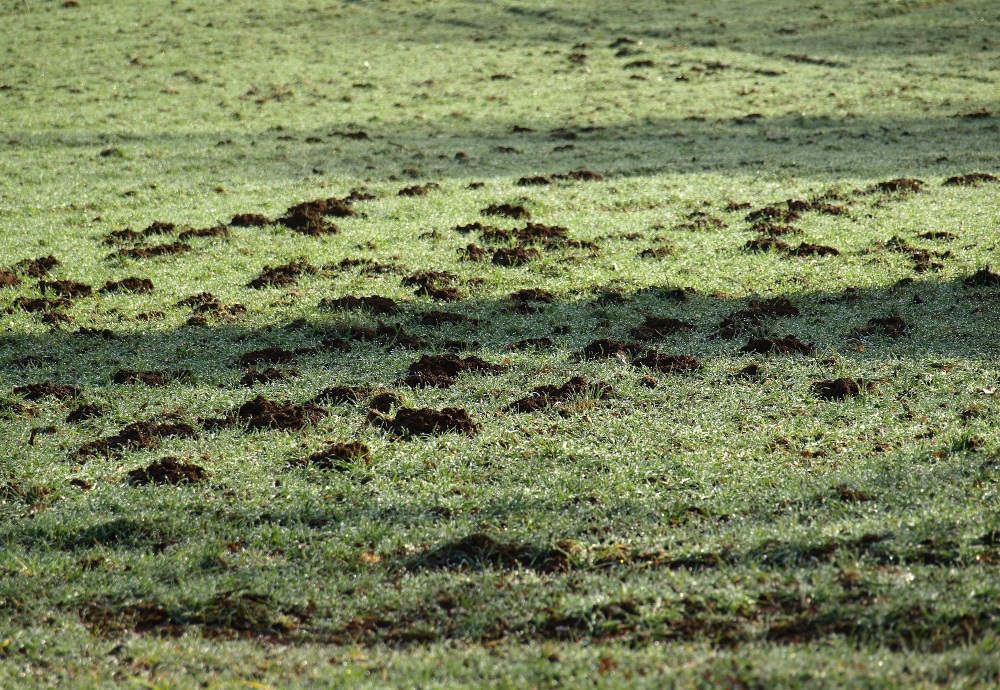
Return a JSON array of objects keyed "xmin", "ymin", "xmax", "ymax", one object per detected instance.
[
  {"xmin": 0, "ymin": 270, "xmax": 22, "ymax": 287},
  {"xmin": 178, "ymin": 226, "xmax": 230, "ymax": 241},
  {"xmin": 415, "ymin": 285, "xmax": 463, "ymax": 301},
  {"xmin": 752, "ymin": 222, "xmax": 801, "ymax": 236},
  {"xmin": 716, "ymin": 297, "xmax": 801, "ymax": 338},
  {"xmin": 113, "ymin": 369, "xmax": 191, "ymax": 386},
  {"xmin": 248, "ymin": 261, "xmax": 315, "ymax": 289},
  {"xmin": 37, "ymin": 280, "xmax": 92, "ymax": 298},
  {"xmin": 943, "ymin": 173, "xmax": 998, "ymax": 186},
  {"xmin": 230, "ymin": 213, "xmax": 273, "ymax": 227},
  {"xmin": 14, "ymin": 297, "xmax": 71, "ymax": 312},
  {"xmin": 746, "ymin": 207, "xmax": 801, "ymax": 223},
  {"xmin": 505, "ymin": 337, "xmax": 553, "ymax": 350},
  {"xmin": 202, "ymin": 395, "xmax": 327, "ymax": 432},
  {"xmin": 744, "ymin": 237, "xmax": 790, "ymax": 253},
  {"xmin": 312, "ymin": 385, "xmax": 373, "ymax": 405},
  {"xmin": 238, "ymin": 347, "xmax": 296, "ymax": 366},
  {"xmin": 66, "ymin": 403, "xmax": 105, "ymax": 423},
  {"xmin": 402, "ymin": 353, "xmax": 506, "ymax": 388},
  {"xmin": 402, "ymin": 270, "xmax": 458, "ymax": 288},
  {"xmin": 420, "ymin": 310, "xmax": 467, "ymax": 325},
  {"xmin": 114, "ymin": 242, "xmax": 191, "ymax": 260},
  {"xmin": 74, "ymin": 421, "xmax": 197, "ymax": 458},
  {"xmin": 320, "ymin": 295, "xmax": 400, "ymax": 314},
  {"xmin": 459, "ymin": 243, "xmax": 488, "ymax": 261},
  {"xmin": 632, "ymin": 352, "xmax": 702, "ymax": 373},
  {"xmin": 101, "ymin": 277, "xmax": 154, "ymax": 293},
  {"xmin": 373, "ymin": 406, "xmax": 478, "ymax": 436},
  {"xmin": 481, "ymin": 204, "xmax": 531, "ymax": 219},
  {"xmin": 812, "ymin": 378, "xmax": 861, "ymax": 400},
  {"xmin": 741, "ymin": 335, "xmax": 815, "ymax": 355},
  {"xmin": 630, "ymin": 316, "xmax": 696, "ymax": 340},
  {"xmin": 868, "ymin": 178, "xmax": 925, "ymax": 194},
  {"xmin": 128, "ymin": 457, "xmax": 208, "ymax": 485},
  {"xmin": 509, "ymin": 377, "xmax": 611, "ymax": 412},
  {"xmin": 509, "ymin": 288, "xmax": 554, "ymax": 303},
  {"xmin": 289, "ymin": 442, "xmax": 370, "ymax": 470},
  {"xmin": 964, "ymin": 267, "xmax": 1000, "ymax": 287},
  {"xmin": 639, "ymin": 247, "xmax": 672, "ymax": 259},
  {"xmin": 14, "ymin": 380, "xmax": 81, "ymax": 400},
  {"xmin": 15, "ymin": 255, "xmax": 61, "ymax": 277},
  {"xmin": 788, "ymin": 243, "xmax": 840, "ymax": 257},
  {"xmin": 492, "ymin": 247, "xmax": 540, "ymax": 266},
  {"xmin": 240, "ymin": 366, "xmax": 296, "ymax": 386},
  {"xmin": 582, "ymin": 339, "xmax": 646, "ymax": 360},
  {"xmin": 398, "ymin": 183, "xmax": 438, "ymax": 196}
]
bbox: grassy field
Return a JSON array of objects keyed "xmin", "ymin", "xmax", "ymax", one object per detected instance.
[{"xmin": 2, "ymin": 0, "xmax": 1000, "ymax": 686}]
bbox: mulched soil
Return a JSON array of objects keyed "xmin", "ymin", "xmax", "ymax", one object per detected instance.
[
  {"xmin": 853, "ymin": 316, "xmax": 911, "ymax": 337},
  {"xmin": 37, "ymin": 280, "xmax": 92, "ymax": 298},
  {"xmin": 14, "ymin": 380, "xmax": 81, "ymax": 400},
  {"xmin": 632, "ymin": 352, "xmax": 702, "ymax": 373},
  {"xmin": 481, "ymin": 203, "xmax": 531, "ymax": 219},
  {"xmin": 113, "ymin": 369, "xmax": 191, "ymax": 386},
  {"xmin": 582, "ymin": 339, "xmax": 646, "ymax": 360},
  {"xmin": 15, "ymin": 255, "xmax": 61, "ymax": 277},
  {"xmin": 74, "ymin": 421, "xmax": 197, "ymax": 457},
  {"xmin": 630, "ymin": 316, "xmax": 696, "ymax": 340},
  {"xmin": 320, "ymin": 295, "xmax": 399, "ymax": 314},
  {"xmin": 101, "ymin": 277, "xmax": 153, "ymax": 293},
  {"xmin": 201, "ymin": 395, "xmax": 327, "ymax": 431},
  {"xmin": 943, "ymin": 172, "xmax": 998, "ymax": 186},
  {"xmin": 66, "ymin": 403, "xmax": 105, "ymax": 423},
  {"xmin": 114, "ymin": 242, "xmax": 191, "ymax": 259},
  {"xmin": 14, "ymin": 297, "xmax": 71, "ymax": 312},
  {"xmin": 372, "ymin": 406, "xmax": 478, "ymax": 436},
  {"xmin": 509, "ymin": 377, "xmax": 611, "ymax": 412},
  {"xmin": 128, "ymin": 457, "xmax": 208, "ymax": 485},
  {"xmin": 0, "ymin": 270, "xmax": 22, "ymax": 287},
  {"xmin": 247, "ymin": 261, "xmax": 315, "ymax": 289},
  {"xmin": 289, "ymin": 441, "xmax": 369, "ymax": 470},
  {"xmin": 230, "ymin": 213, "xmax": 274, "ymax": 227},
  {"xmin": 492, "ymin": 248, "xmax": 540, "ymax": 266},
  {"xmin": 812, "ymin": 378, "xmax": 861, "ymax": 400},
  {"xmin": 402, "ymin": 353, "xmax": 506, "ymax": 388},
  {"xmin": 741, "ymin": 335, "xmax": 815, "ymax": 355}
]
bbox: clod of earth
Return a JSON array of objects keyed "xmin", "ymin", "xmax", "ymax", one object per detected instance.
[
  {"xmin": 101, "ymin": 277, "xmax": 153, "ymax": 293},
  {"xmin": 113, "ymin": 242, "xmax": 191, "ymax": 260},
  {"xmin": 744, "ymin": 237, "xmax": 790, "ymax": 253},
  {"xmin": 289, "ymin": 442, "xmax": 370, "ymax": 470},
  {"xmin": 509, "ymin": 377, "xmax": 611, "ymax": 412},
  {"xmin": 74, "ymin": 421, "xmax": 197, "ymax": 457},
  {"xmin": 0, "ymin": 270, "xmax": 22, "ymax": 287},
  {"xmin": 128, "ymin": 457, "xmax": 208, "ymax": 485},
  {"xmin": 785, "ymin": 199, "xmax": 846, "ymax": 215},
  {"xmin": 420, "ymin": 310, "xmax": 467, "ymax": 325},
  {"xmin": 230, "ymin": 213, "xmax": 273, "ymax": 227},
  {"xmin": 415, "ymin": 285, "xmax": 463, "ymax": 301},
  {"xmin": 201, "ymin": 395, "xmax": 327, "ymax": 432},
  {"xmin": 943, "ymin": 172, "xmax": 997, "ymax": 186},
  {"xmin": 752, "ymin": 222, "xmax": 801, "ymax": 236},
  {"xmin": 278, "ymin": 210, "xmax": 338, "ymax": 236},
  {"xmin": 509, "ymin": 288, "xmax": 554, "ymax": 303},
  {"xmin": 458, "ymin": 243, "xmax": 488, "ymax": 261},
  {"xmin": 398, "ymin": 183, "xmax": 438, "ymax": 196},
  {"xmin": 481, "ymin": 203, "xmax": 531, "ymax": 219},
  {"xmin": 518, "ymin": 176, "xmax": 551, "ymax": 186},
  {"xmin": 639, "ymin": 247, "xmax": 672, "ymax": 259},
  {"xmin": 492, "ymin": 248, "xmax": 540, "ymax": 266},
  {"xmin": 741, "ymin": 335, "xmax": 815, "ymax": 355},
  {"xmin": 582, "ymin": 339, "xmax": 645, "ymax": 360},
  {"xmin": 715, "ymin": 297, "xmax": 801, "ymax": 338},
  {"xmin": 402, "ymin": 270, "xmax": 458, "ymax": 288},
  {"xmin": 853, "ymin": 316, "xmax": 911, "ymax": 338},
  {"xmin": 372, "ymin": 406, "xmax": 478, "ymax": 436},
  {"xmin": 788, "ymin": 243, "xmax": 840, "ymax": 257},
  {"xmin": 15, "ymin": 255, "xmax": 61, "ymax": 277},
  {"xmin": 37, "ymin": 280, "xmax": 92, "ymax": 298},
  {"xmin": 746, "ymin": 207, "xmax": 801, "ymax": 223},
  {"xmin": 320, "ymin": 295, "xmax": 399, "ymax": 314},
  {"xmin": 505, "ymin": 337, "xmax": 553, "ymax": 350},
  {"xmin": 812, "ymin": 378, "xmax": 861, "ymax": 400},
  {"xmin": 240, "ymin": 366, "xmax": 295, "ymax": 386},
  {"xmin": 917, "ymin": 231, "xmax": 957, "ymax": 241},
  {"xmin": 14, "ymin": 380, "xmax": 81, "ymax": 400},
  {"xmin": 113, "ymin": 369, "xmax": 191, "ymax": 386},
  {"xmin": 868, "ymin": 178, "xmax": 924, "ymax": 194},
  {"xmin": 630, "ymin": 316, "xmax": 696, "ymax": 340},
  {"xmin": 248, "ymin": 261, "xmax": 315, "ymax": 289},
  {"xmin": 368, "ymin": 392, "xmax": 403, "ymax": 413},
  {"xmin": 312, "ymin": 385, "xmax": 373, "ymax": 405},
  {"xmin": 75, "ymin": 327, "xmax": 115, "ymax": 339},
  {"xmin": 632, "ymin": 352, "xmax": 702, "ymax": 373},
  {"xmin": 14, "ymin": 297, "xmax": 72, "ymax": 312},
  {"xmin": 402, "ymin": 354, "xmax": 506, "ymax": 388}
]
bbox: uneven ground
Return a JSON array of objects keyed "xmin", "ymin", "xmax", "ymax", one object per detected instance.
[{"xmin": 2, "ymin": 0, "xmax": 1000, "ymax": 687}]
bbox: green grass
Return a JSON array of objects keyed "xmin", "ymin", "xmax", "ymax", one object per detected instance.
[{"xmin": 2, "ymin": 0, "xmax": 1000, "ymax": 687}]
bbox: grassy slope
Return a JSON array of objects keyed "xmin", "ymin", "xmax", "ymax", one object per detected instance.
[{"xmin": 1, "ymin": 0, "xmax": 999, "ymax": 687}]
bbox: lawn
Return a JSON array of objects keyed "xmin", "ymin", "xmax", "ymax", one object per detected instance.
[{"xmin": 1, "ymin": 0, "xmax": 999, "ymax": 687}]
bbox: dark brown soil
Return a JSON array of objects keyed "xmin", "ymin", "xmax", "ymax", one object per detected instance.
[
  {"xmin": 869, "ymin": 178, "xmax": 924, "ymax": 194},
  {"xmin": 746, "ymin": 207, "xmax": 801, "ymax": 223},
  {"xmin": 103, "ymin": 229, "xmax": 143, "ymax": 244},
  {"xmin": 37, "ymin": 280, "xmax": 92, "ymax": 298},
  {"xmin": 943, "ymin": 172, "xmax": 998, "ymax": 186},
  {"xmin": 248, "ymin": 261, "xmax": 315, "ymax": 289},
  {"xmin": 41, "ymin": 311, "xmax": 73, "ymax": 324},
  {"xmin": 512, "ymin": 222, "xmax": 571, "ymax": 246},
  {"xmin": 285, "ymin": 197, "xmax": 358, "ymax": 218},
  {"xmin": 230, "ymin": 213, "xmax": 273, "ymax": 227},
  {"xmin": 509, "ymin": 377, "xmax": 611, "ymax": 412},
  {"xmin": 373, "ymin": 406, "xmax": 478, "ymax": 436},
  {"xmin": 631, "ymin": 316, "xmax": 697, "ymax": 340},
  {"xmin": 320, "ymin": 295, "xmax": 400, "ymax": 314},
  {"xmin": 101, "ymin": 277, "xmax": 153, "ymax": 293},
  {"xmin": 290, "ymin": 442, "xmax": 369, "ymax": 470},
  {"xmin": 964, "ymin": 266, "xmax": 1000, "ymax": 287},
  {"xmin": 278, "ymin": 210, "xmax": 338, "ymax": 236},
  {"xmin": 917, "ymin": 231, "xmax": 957, "ymax": 241},
  {"xmin": 518, "ymin": 176, "xmax": 551, "ymax": 186},
  {"xmin": 421, "ymin": 310, "xmax": 467, "ymax": 325},
  {"xmin": 240, "ymin": 366, "xmax": 295, "ymax": 386},
  {"xmin": 788, "ymin": 243, "xmax": 840, "ymax": 257},
  {"xmin": 454, "ymin": 222, "xmax": 496, "ymax": 234},
  {"xmin": 553, "ymin": 170, "xmax": 604, "ymax": 182},
  {"xmin": 886, "ymin": 236, "xmax": 940, "ymax": 273},
  {"xmin": 812, "ymin": 378, "xmax": 861, "ymax": 400},
  {"xmin": 202, "ymin": 395, "xmax": 327, "ymax": 431},
  {"xmin": 178, "ymin": 226, "xmax": 230, "ymax": 241},
  {"xmin": 493, "ymin": 247, "xmax": 540, "ymax": 266},
  {"xmin": 176, "ymin": 292, "xmax": 217, "ymax": 308},
  {"xmin": 128, "ymin": 457, "xmax": 207, "ymax": 485},
  {"xmin": 14, "ymin": 297, "xmax": 71, "ymax": 312},
  {"xmin": 752, "ymin": 222, "xmax": 801, "ymax": 236},
  {"xmin": 854, "ymin": 316, "xmax": 911, "ymax": 337},
  {"xmin": 458, "ymin": 243, "xmax": 488, "ymax": 261},
  {"xmin": 582, "ymin": 339, "xmax": 645, "ymax": 360},
  {"xmin": 415, "ymin": 285, "xmax": 463, "ymax": 301},
  {"xmin": 0, "ymin": 270, "xmax": 22, "ymax": 287},
  {"xmin": 639, "ymin": 247, "xmax": 672, "ymax": 259},
  {"xmin": 398, "ymin": 183, "xmax": 438, "ymax": 196},
  {"xmin": 113, "ymin": 369, "xmax": 190, "ymax": 386},
  {"xmin": 368, "ymin": 391, "xmax": 402, "ymax": 413},
  {"xmin": 312, "ymin": 385, "xmax": 373, "ymax": 404},
  {"xmin": 510, "ymin": 288, "xmax": 554, "ymax": 303},
  {"xmin": 744, "ymin": 237, "xmax": 790, "ymax": 252},
  {"xmin": 74, "ymin": 421, "xmax": 197, "ymax": 457},
  {"xmin": 402, "ymin": 270, "xmax": 458, "ymax": 288},
  {"xmin": 633, "ymin": 352, "xmax": 702, "ymax": 373},
  {"xmin": 75, "ymin": 327, "xmax": 115, "ymax": 339},
  {"xmin": 16, "ymin": 255, "xmax": 61, "ymax": 277},
  {"xmin": 237, "ymin": 347, "xmax": 295, "ymax": 367},
  {"xmin": 481, "ymin": 204, "xmax": 531, "ymax": 219},
  {"xmin": 14, "ymin": 380, "xmax": 81, "ymax": 400},
  {"xmin": 115, "ymin": 242, "xmax": 191, "ymax": 259},
  {"xmin": 141, "ymin": 221, "xmax": 175, "ymax": 236},
  {"xmin": 402, "ymin": 354, "xmax": 506, "ymax": 388},
  {"xmin": 785, "ymin": 199, "xmax": 846, "ymax": 215},
  {"xmin": 741, "ymin": 335, "xmax": 815, "ymax": 355},
  {"xmin": 67, "ymin": 403, "xmax": 105, "ymax": 423},
  {"xmin": 373, "ymin": 323, "xmax": 426, "ymax": 349}
]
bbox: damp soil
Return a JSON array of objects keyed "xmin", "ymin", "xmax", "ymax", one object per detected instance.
[
  {"xmin": 128, "ymin": 457, "xmax": 208, "ymax": 486},
  {"xmin": 101, "ymin": 277, "xmax": 153, "ymax": 293},
  {"xmin": 715, "ymin": 297, "xmax": 800, "ymax": 338},
  {"xmin": 744, "ymin": 237, "xmax": 789, "ymax": 253},
  {"xmin": 230, "ymin": 213, "xmax": 273, "ymax": 227},
  {"xmin": 15, "ymin": 255, "xmax": 61, "ymax": 277},
  {"xmin": 312, "ymin": 385, "xmax": 374, "ymax": 405},
  {"xmin": 868, "ymin": 178, "xmax": 924, "ymax": 194},
  {"xmin": 201, "ymin": 395, "xmax": 327, "ymax": 432},
  {"xmin": 398, "ymin": 183, "xmax": 438, "ymax": 196},
  {"xmin": 14, "ymin": 297, "xmax": 71, "ymax": 312},
  {"xmin": 238, "ymin": 346, "xmax": 296, "ymax": 367},
  {"xmin": 240, "ymin": 366, "xmax": 296, "ymax": 386},
  {"xmin": 320, "ymin": 295, "xmax": 400, "ymax": 314},
  {"xmin": 74, "ymin": 421, "xmax": 197, "ymax": 458},
  {"xmin": 741, "ymin": 335, "xmax": 815, "ymax": 355},
  {"xmin": 788, "ymin": 243, "xmax": 840, "ymax": 257},
  {"xmin": 746, "ymin": 207, "xmax": 801, "ymax": 223},
  {"xmin": 420, "ymin": 310, "xmax": 467, "ymax": 325},
  {"xmin": 509, "ymin": 377, "xmax": 611, "ymax": 412},
  {"xmin": 459, "ymin": 243, "xmax": 488, "ymax": 261},
  {"xmin": 289, "ymin": 441, "xmax": 370, "ymax": 470},
  {"xmin": 415, "ymin": 285, "xmax": 463, "ymax": 301},
  {"xmin": 0, "ymin": 270, "xmax": 22, "ymax": 287},
  {"xmin": 372, "ymin": 406, "xmax": 478, "ymax": 436},
  {"xmin": 812, "ymin": 378, "xmax": 861, "ymax": 400},
  {"xmin": 505, "ymin": 337, "xmax": 553, "ymax": 350},
  {"xmin": 14, "ymin": 380, "xmax": 81, "ymax": 400},
  {"xmin": 402, "ymin": 354, "xmax": 506, "ymax": 388}
]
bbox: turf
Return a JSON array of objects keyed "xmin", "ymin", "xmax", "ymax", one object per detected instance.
[{"xmin": 2, "ymin": 0, "xmax": 1000, "ymax": 687}]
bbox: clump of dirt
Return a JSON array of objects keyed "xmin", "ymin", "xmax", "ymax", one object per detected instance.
[
  {"xmin": 510, "ymin": 288, "xmax": 554, "ymax": 304},
  {"xmin": 744, "ymin": 237, "xmax": 790, "ymax": 252},
  {"xmin": 509, "ymin": 377, "xmax": 611, "ymax": 413},
  {"xmin": 415, "ymin": 285, "xmax": 463, "ymax": 301},
  {"xmin": 16, "ymin": 255, "xmax": 61, "ymax": 277},
  {"xmin": 917, "ymin": 231, "xmax": 957, "ymax": 241},
  {"xmin": 421, "ymin": 310, "xmax": 467, "ymax": 325},
  {"xmin": 812, "ymin": 378, "xmax": 861, "ymax": 400},
  {"xmin": 371, "ymin": 323, "xmax": 425, "ymax": 349},
  {"xmin": 285, "ymin": 197, "xmax": 358, "ymax": 219},
  {"xmin": 178, "ymin": 226, "xmax": 230, "ymax": 241},
  {"xmin": 639, "ymin": 246, "xmax": 672, "ymax": 259},
  {"xmin": 411, "ymin": 533, "xmax": 569, "ymax": 571},
  {"xmin": 247, "ymin": 261, "xmax": 315, "ymax": 289},
  {"xmin": 230, "ymin": 213, "xmax": 273, "ymax": 227},
  {"xmin": 37, "ymin": 280, "xmax": 92, "ymax": 298},
  {"xmin": 788, "ymin": 243, "xmax": 840, "ymax": 257},
  {"xmin": 0, "ymin": 270, "xmax": 22, "ymax": 288},
  {"xmin": 289, "ymin": 441, "xmax": 370, "ymax": 470},
  {"xmin": 240, "ymin": 366, "xmax": 295, "ymax": 386},
  {"xmin": 402, "ymin": 270, "xmax": 458, "ymax": 288},
  {"xmin": 368, "ymin": 391, "xmax": 402, "ymax": 413},
  {"xmin": 278, "ymin": 209, "xmax": 339, "ymax": 236},
  {"xmin": 582, "ymin": 339, "xmax": 645, "ymax": 360},
  {"xmin": 633, "ymin": 352, "xmax": 702, "ymax": 373},
  {"xmin": 114, "ymin": 242, "xmax": 191, "ymax": 259},
  {"xmin": 202, "ymin": 395, "xmax": 327, "ymax": 431},
  {"xmin": 741, "ymin": 335, "xmax": 815, "ymax": 355},
  {"xmin": 14, "ymin": 380, "xmax": 81, "ymax": 400},
  {"xmin": 868, "ymin": 178, "xmax": 924, "ymax": 194},
  {"xmin": 676, "ymin": 210, "xmax": 727, "ymax": 231},
  {"xmin": 505, "ymin": 337, "xmax": 553, "ymax": 350},
  {"xmin": 943, "ymin": 172, "xmax": 998, "ymax": 186},
  {"xmin": 398, "ymin": 183, "xmax": 438, "ymax": 196},
  {"xmin": 454, "ymin": 221, "xmax": 496, "ymax": 234},
  {"xmin": 41, "ymin": 311, "xmax": 73, "ymax": 324},
  {"xmin": 493, "ymin": 248, "xmax": 540, "ymax": 266},
  {"xmin": 372, "ymin": 407, "xmax": 478, "ymax": 436},
  {"xmin": 176, "ymin": 292, "xmax": 218, "ymax": 308},
  {"xmin": 74, "ymin": 421, "xmax": 197, "ymax": 457},
  {"xmin": 481, "ymin": 203, "xmax": 531, "ymax": 219},
  {"xmin": 402, "ymin": 354, "xmax": 506, "ymax": 388},
  {"xmin": 14, "ymin": 297, "xmax": 71, "ymax": 312},
  {"xmin": 746, "ymin": 207, "xmax": 800, "ymax": 223},
  {"xmin": 752, "ymin": 222, "xmax": 801, "ymax": 236},
  {"xmin": 320, "ymin": 295, "xmax": 399, "ymax": 314},
  {"xmin": 512, "ymin": 222, "xmax": 572, "ymax": 246},
  {"xmin": 458, "ymin": 243, "xmax": 488, "ymax": 261},
  {"xmin": 128, "ymin": 457, "xmax": 207, "ymax": 485},
  {"xmin": 518, "ymin": 176, "xmax": 551, "ymax": 186},
  {"xmin": 853, "ymin": 316, "xmax": 911, "ymax": 337},
  {"xmin": 631, "ymin": 316, "xmax": 696, "ymax": 340},
  {"xmin": 312, "ymin": 385, "xmax": 373, "ymax": 405},
  {"xmin": 103, "ymin": 229, "xmax": 143, "ymax": 245},
  {"xmin": 785, "ymin": 199, "xmax": 846, "ymax": 215},
  {"xmin": 101, "ymin": 277, "xmax": 153, "ymax": 293},
  {"xmin": 113, "ymin": 369, "xmax": 191, "ymax": 386},
  {"xmin": 553, "ymin": 170, "xmax": 604, "ymax": 182},
  {"xmin": 74, "ymin": 327, "xmax": 115, "ymax": 339},
  {"xmin": 67, "ymin": 403, "xmax": 105, "ymax": 423},
  {"xmin": 964, "ymin": 266, "xmax": 1000, "ymax": 287},
  {"xmin": 238, "ymin": 347, "xmax": 296, "ymax": 367},
  {"xmin": 142, "ymin": 221, "xmax": 175, "ymax": 236}
]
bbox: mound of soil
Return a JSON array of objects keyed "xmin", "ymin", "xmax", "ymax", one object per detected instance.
[
  {"xmin": 746, "ymin": 207, "xmax": 801, "ymax": 223},
  {"xmin": 639, "ymin": 247, "xmax": 672, "ymax": 259},
  {"xmin": 313, "ymin": 385, "xmax": 373, "ymax": 404},
  {"xmin": 741, "ymin": 335, "xmax": 815, "ymax": 355},
  {"xmin": 744, "ymin": 237, "xmax": 790, "ymax": 252},
  {"xmin": 142, "ymin": 221, "xmax": 175, "ymax": 236},
  {"xmin": 398, "ymin": 183, "xmax": 438, "ymax": 196},
  {"xmin": 493, "ymin": 248, "xmax": 540, "ymax": 266},
  {"xmin": 128, "ymin": 457, "xmax": 207, "ymax": 485},
  {"xmin": 114, "ymin": 242, "xmax": 191, "ymax": 260},
  {"xmin": 964, "ymin": 266, "xmax": 1000, "ymax": 287},
  {"xmin": 240, "ymin": 366, "xmax": 295, "ymax": 386},
  {"xmin": 247, "ymin": 261, "xmax": 315, "ymax": 289},
  {"xmin": 373, "ymin": 406, "xmax": 478, "ymax": 436},
  {"xmin": 0, "ymin": 270, "xmax": 22, "ymax": 287},
  {"xmin": 14, "ymin": 297, "xmax": 71, "ymax": 312},
  {"xmin": 238, "ymin": 347, "xmax": 295, "ymax": 367},
  {"xmin": 853, "ymin": 316, "xmax": 911, "ymax": 337},
  {"xmin": 66, "ymin": 403, "xmax": 105, "ymax": 423},
  {"xmin": 368, "ymin": 391, "xmax": 402, "ymax": 413},
  {"xmin": 512, "ymin": 222, "xmax": 571, "ymax": 246},
  {"xmin": 178, "ymin": 226, "xmax": 230, "ymax": 241},
  {"xmin": 415, "ymin": 285, "xmax": 463, "ymax": 301},
  {"xmin": 518, "ymin": 176, "xmax": 551, "ymax": 186},
  {"xmin": 752, "ymin": 222, "xmax": 801, "ymax": 236},
  {"xmin": 113, "ymin": 369, "xmax": 191, "ymax": 386},
  {"xmin": 917, "ymin": 231, "xmax": 957, "ymax": 241},
  {"xmin": 420, "ymin": 310, "xmax": 467, "ymax": 325},
  {"xmin": 320, "ymin": 295, "xmax": 399, "ymax": 314},
  {"xmin": 631, "ymin": 316, "xmax": 696, "ymax": 340},
  {"xmin": 943, "ymin": 172, "xmax": 998, "ymax": 186},
  {"xmin": 285, "ymin": 197, "xmax": 358, "ymax": 218},
  {"xmin": 402, "ymin": 354, "xmax": 506, "ymax": 388},
  {"xmin": 869, "ymin": 178, "xmax": 924, "ymax": 194},
  {"xmin": 505, "ymin": 337, "xmax": 553, "ymax": 350},
  {"xmin": 278, "ymin": 210, "xmax": 338, "ymax": 236},
  {"xmin": 74, "ymin": 421, "xmax": 196, "ymax": 457},
  {"xmin": 458, "ymin": 243, "xmax": 488, "ymax": 261},
  {"xmin": 509, "ymin": 376, "xmax": 611, "ymax": 412},
  {"xmin": 230, "ymin": 213, "xmax": 273, "ymax": 227},
  {"xmin": 786, "ymin": 199, "xmax": 846, "ymax": 215},
  {"xmin": 16, "ymin": 255, "xmax": 61, "ymax": 277},
  {"xmin": 788, "ymin": 243, "xmax": 840, "ymax": 257},
  {"xmin": 554, "ymin": 170, "xmax": 604, "ymax": 182},
  {"xmin": 402, "ymin": 270, "xmax": 458, "ymax": 288},
  {"xmin": 812, "ymin": 378, "xmax": 861, "ymax": 400},
  {"xmin": 510, "ymin": 288, "xmax": 554, "ymax": 303},
  {"xmin": 101, "ymin": 277, "xmax": 153, "ymax": 293},
  {"xmin": 290, "ymin": 441, "xmax": 370, "ymax": 470},
  {"xmin": 203, "ymin": 395, "xmax": 327, "ymax": 432},
  {"xmin": 37, "ymin": 280, "xmax": 92, "ymax": 298},
  {"xmin": 582, "ymin": 339, "xmax": 645, "ymax": 360},
  {"xmin": 886, "ymin": 236, "xmax": 940, "ymax": 273},
  {"xmin": 481, "ymin": 203, "xmax": 531, "ymax": 219},
  {"xmin": 14, "ymin": 380, "xmax": 80, "ymax": 400},
  {"xmin": 633, "ymin": 352, "xmax": 702, "ymax": 373},
  {"xmin": 454, "ymin": 222, "xmax": 496, "ymax": 234}
]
